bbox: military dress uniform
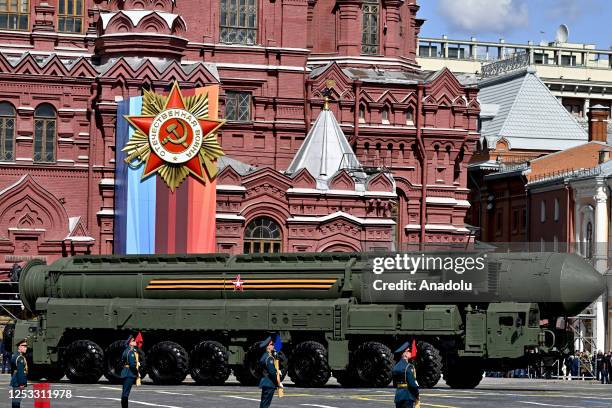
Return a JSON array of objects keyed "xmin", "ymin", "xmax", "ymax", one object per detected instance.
[
  {"xmin": 10, "ymin": 348, "xmax": 28, "ymax": 408},
  {"xmin": 392, "ymin": 342, "xmax": 419, "ymax": 408},
  {"xmin": 258, "ymin": 336, "xmax": 280, "ymax": 408},
  {"xmin": 120, "ymin": 342, "xmax": 138, "ymax": 408}
]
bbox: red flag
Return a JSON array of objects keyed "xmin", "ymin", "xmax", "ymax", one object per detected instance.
[
  {"xmin": 135, "ymin": 332, "xmax": 143, "ymax": 348},
  {"xmin": 411, "ymin": 339, "xmax": 417, "ymax": 360}
]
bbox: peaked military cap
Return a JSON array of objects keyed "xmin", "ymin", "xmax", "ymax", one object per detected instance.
[
  {"xmin": 17, "ymin": 338, "xmax": 28, "ymax": 347},
  {"xmin": 259, "ymin": 336, "xmax": 273, "ymax": 348},
  {"xmin": 395, "ymin": 341, "xmax": 410, "ymax": 354}
]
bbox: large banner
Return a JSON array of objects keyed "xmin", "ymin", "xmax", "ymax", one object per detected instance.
[{"xmin": 114, "ymin": 84, "xmax": 224, "ymax": 254}]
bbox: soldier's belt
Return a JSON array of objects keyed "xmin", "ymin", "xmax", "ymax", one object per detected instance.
[{"xmin": 396, "ymin": 383, "xmax": 408, "ymax": 388}]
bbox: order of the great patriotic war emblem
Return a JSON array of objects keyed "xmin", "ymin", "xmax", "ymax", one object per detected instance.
[{"xmin": 122, "ymin": 82, "xmax": 225, "ymax": 191}]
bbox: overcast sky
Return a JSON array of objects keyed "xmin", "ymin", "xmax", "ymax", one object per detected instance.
[{"xmin": 418, "ymin": 0, "xmax": 611, "ymax": 50}]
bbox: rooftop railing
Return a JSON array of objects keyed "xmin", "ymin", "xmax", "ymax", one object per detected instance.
[{"xmin": 417, "ymin": 36, "xmax": 612, "ymax": 70}]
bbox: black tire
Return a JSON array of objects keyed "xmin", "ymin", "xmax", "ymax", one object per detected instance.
[
  {"xmin": 288, "ymin": 341, "xmax": 331, "ymax": 387},
  {"xmin": 234, "ymin": 342, "xmax": 288, "ymax": 386},
  {"xmin": 190, "ymin": 341, "xmax": 231, "ymax": 385},
  {"xmin": 63, "ymin": 340, "xmax": 105, "ymax": 384},
  {"xmin": 104, "ymin": 340, "xmax": 146, "ymax": 384},
  {"xmin": 351, "ymin": 341, "xmax": 394, "ymax": 387},
  {"xmin": 414, "ymin": 341, "xmax": 442, "ymax": 388},
  {"xmin": 148, "ymin": 341, "xmax": 189, "ymax": 385},
  {"xmin": 444, "ymin": 358, "xmax": 484, "ymax": 389}
]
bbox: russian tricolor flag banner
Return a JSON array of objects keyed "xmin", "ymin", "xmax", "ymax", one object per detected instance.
[{"xmin": 114, "ymin": 85, "xmax": 223, "ymax": 255}]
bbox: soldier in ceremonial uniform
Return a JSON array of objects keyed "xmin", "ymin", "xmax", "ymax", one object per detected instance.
[
  {"xmin": 10, "ymin": 339, "xmax": 28, "ymax": 408},
  {"xmin": 392, "ymin": 341, "xmax": 419, "ymax": 408},
  {"xmin": 258, "ymin": 336, "xmax": 283, "ymax": 408},
  {"xmin": 120, "ymin": 335, "xmax": 139, "ymax": 408}
]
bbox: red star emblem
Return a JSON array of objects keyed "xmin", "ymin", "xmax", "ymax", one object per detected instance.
[
  {"xmin": 231, "ymin": 274, "xmax": 245, "ymax": 291},
  {"xmin": 124, "ymin": 82, "xmax": 224, "ymax": 189}
]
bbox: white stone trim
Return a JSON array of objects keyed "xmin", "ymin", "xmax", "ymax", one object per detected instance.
[
  {"xmin": 425, "ymin": 196, "xmax": 470, "ymax": 207},
  {"xmin": 99, "ymin": 178, "xmax": 115, "ymax": 186},
  {"xmin": 8, "ymin": 227, "xmax": 46, "ymax": 232},
  {"xmin": 0, "ymin": 48, "xmax": 91, "ymax": 58},
  {"xmin": 77, "ymin": 155, "xmax": 89, "ymax": 160},
  {"xmin": 425, "ymin": 224, "xmax": 460, "ymax": 231},
  {"xmin": 287, "ymin": 211, "xmax": 395, "ymax": 226},
  {"xmin": 404, "ymin": 224, "xmax": 467, "ymax": 232},
  {"xmin": 99, "ymin": 33, "xmax": 188, "ymax": 41},
  {"xmin": 215, "ymin": 62, "xmax": 307, "ymax": 72},
  {"xmin": 216, "ymin": 184, "xmax": 246, "ymax": 192},
  {"xmin": 66, "ymin": 236, "xmax": 95, "ymax": 242},
  {"xmin": 58, "ymin": 108, "xmax": 86, "ymax": 113},
  {"xmin": 97, "ymin": 209, "xmax": 114, "ymax": 216},
  {"xmin": 286, "ymin": 188, "xmax": 396, "ymax": 197},
  {"xmin": 216, "ymin": 213, "xmax": 245, "ymax": 221},
  {"xmin": 0, "ymin": 42, "xmax": 32, "ymax": 48},
  {"xmin": 307, "ymin": 56, "xmax": 419, "ymax": 70},
  {"xmin": 100, "ymin": 10, "xmax": 184, "ymax": 30},
  {"xmin": 192, "ymin": 43, "xmax": 310, "ymax": 53}
]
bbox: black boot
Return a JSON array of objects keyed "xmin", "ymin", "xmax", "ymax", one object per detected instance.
[{"xmin": 121, "ymin": 397, "xmax": 128, "ymax": 408}]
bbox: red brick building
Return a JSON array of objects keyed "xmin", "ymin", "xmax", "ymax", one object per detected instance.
[{"xmin": 0, "ymin": 0, "xmax": 478, "ymax": 267}]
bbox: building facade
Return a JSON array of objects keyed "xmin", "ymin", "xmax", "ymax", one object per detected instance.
[
  {"xmin": 0, "ymin": 0, "xmax": 479, "ymax": 267},
  {"xmin": 417, "ymin": 34, "xmax": 612, "ymax": 135},
  {"xmin": 467, "ymin": 67, "xmax": 588, "ymax": 242}
]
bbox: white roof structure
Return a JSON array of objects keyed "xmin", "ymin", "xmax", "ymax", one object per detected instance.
[
  {"xmin": 478, "ymin": 67, "xmax": 588, "ymax": 151},
  {"xmin": 286, "ymin": 106, "xmax": 366, "ymax": 190}
]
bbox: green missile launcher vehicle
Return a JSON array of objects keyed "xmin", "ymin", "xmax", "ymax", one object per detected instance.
[{"xmin": 8, "ymin": 251, "xmax": 605, "ymax": 389}]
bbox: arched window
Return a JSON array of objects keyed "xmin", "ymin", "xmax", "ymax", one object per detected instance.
[
  {"xmin": 243, "ymin": 217, "xmax": 282, "ymax": 253},
  {"xmin": 358, "ymin": 104, "xmax": 366, "ymax": 123},
  {"xmin": 381, "ymin": 106, "xmax": 389, "ymax": 124},
  {"xmin": 0, "ymin": 102, "xmax": 15, "ymax": 161},
  {"xmin": 34, "ymin": 104, "xmax": 56, "ymax": 163},
  {"xmin": 220, "ymin": 0, "xmax": 257, "ymax": 45},
  {"xmin": 406, "ymin": 107, "xmax": 414, "ymax": 125},
  {"xmin": 58, "ymin": 0, "xmax": 84, "ymax": 33},
  {"xmin": 361, "ymin": 0, "xmax": 379, "ymax": 55},
  {"xmin": 0, "ymin": 0, "xmax": 29, "ymax": 30}
]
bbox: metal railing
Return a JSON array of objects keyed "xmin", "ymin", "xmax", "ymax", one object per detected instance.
[
  {"xmin": 0, "ymin": 281, "xmax": 22, "ymax": 318},
  {"xmin": 417, "ymin": 37, "xmax": 612, "ymax": 70}
]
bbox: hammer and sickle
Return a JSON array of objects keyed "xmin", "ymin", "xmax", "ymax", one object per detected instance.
[{"xmin": 162, "ymin": 120, "xmax": 189, "ymax": 148}]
